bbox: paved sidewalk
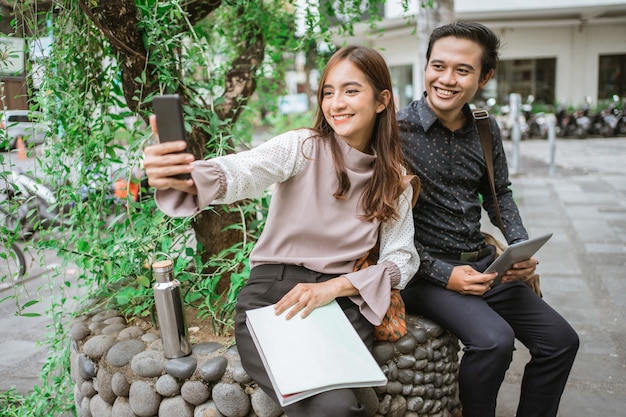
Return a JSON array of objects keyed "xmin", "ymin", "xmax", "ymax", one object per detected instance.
[
  {"xmin": 0, "ymin": 248, "xmax": 81, "ymax": 395},
  {"xmin": 1, "ymin": 138, "xmax": 625, "ymax": 417},
  {"xmin": 493, "ymin": 137, "xmax": 626, "ymax": 416}
]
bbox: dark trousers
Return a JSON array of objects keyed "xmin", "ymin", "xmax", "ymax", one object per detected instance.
[
  {"xmin": 234, "ymin": 264, "xmax": 374, "ymax": 417},
  {"xmin": 401, "ymin": 265, "xmax": 579, "ymax": 417}
]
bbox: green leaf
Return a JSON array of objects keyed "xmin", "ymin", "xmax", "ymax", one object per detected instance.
[
  {"xmin": 137, "ymin": 275, "xmax": 151, "ymax": 288},
  {"xmin": 21, "ymin": 300, "xmax": 40, "ymax": 309}
]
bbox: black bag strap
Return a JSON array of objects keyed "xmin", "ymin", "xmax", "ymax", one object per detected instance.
[{"xmin": 473, "ymin": 110, "xmax": 506, "ymax": 235}]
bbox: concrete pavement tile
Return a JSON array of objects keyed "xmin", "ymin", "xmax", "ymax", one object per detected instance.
[
  {"xmin": 540, "ymin": 274, "xmax": 587, "ymax": 293},
  {"xmin": 495, "ymin": 382, "xmax": 522, "ymax": 417},
  {"xmin": 540, "ymin": 277, "xmax": 601, "ymax": 324},
  {"xmin": 555, "ymin": 386, "xmax": 626, "ymax": 417},
  {"xmin": 497, "ymin": 139, "xmax": 626, "ymax": 416},
  {"xmin": 518, "ymin": 210, "xmax": 565, "ymax": 225},
  {"xmin": 573, "ymin": 323, "xmax": 624, "ymax": 356},
  {"xmin": 536, "ymin": 246, "xmax": 579, "ymax": 265},
  {"xmin": 603, "ymin": 176, "xmax": 626, "ymax": 192},
  {"xmin": 599, "ymin": 267, "xmax": 626, "ymax": 310},
  {"xmin": 0, "ymin": 340, "xmax": 43, "ymax": 364},
  {"xmin": 568, "ymin": 219, "xmax": 618, "ymax": 239},
  {"xmin": 584, "ymin": 242, "xmax": 626, "ymax": 253},
  {"xmin": 0, "ymin": 314, "xmax": 49, "ymax": 335},
  {"xmin": 585, "ymin": 253, "xmax": 626, "ymax": 268},
  {"xmin": 0, "ymin": 347, "xmax": 48, "ymax": 394},
  {"xmin": 552, "ymin": 187, "xmax": 592, "ymax": 205},
  {"xmin": 567, "ymin": 351, "xmax": 626, "ymax": 386},
  {"xmin": 498, "ymin": 343, "xmax": 626, "ymax": 416},
  {"xmin": 564, "ymin": 205, "xmax": 617, "ymax": 220}
]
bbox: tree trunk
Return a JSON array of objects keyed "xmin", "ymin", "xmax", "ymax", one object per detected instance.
[
  {"xmin": 416, "ymin": 0, "xmax": 456, "ymax": 95},
  {"xmin": 78, "ymin": 0, "xmax": 162, "ymax": 113},
  {"xmin": 79, "ymin": 0, "xmax": 265, "ymax": 287}
]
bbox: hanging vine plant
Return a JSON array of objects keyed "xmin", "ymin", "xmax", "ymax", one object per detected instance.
[{"xmin": 0, "ymin": 0, "xmax": 418, "ymax": 414}]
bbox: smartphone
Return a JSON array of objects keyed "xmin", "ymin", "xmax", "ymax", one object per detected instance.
[{"xmin": 152, "ymin": 94, "xmax": 191, "ymax": 180}]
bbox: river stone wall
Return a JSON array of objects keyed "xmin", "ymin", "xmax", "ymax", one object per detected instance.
[{"xmin": 69, "ymin": 309, "xmax": 461, "ymax": 417}]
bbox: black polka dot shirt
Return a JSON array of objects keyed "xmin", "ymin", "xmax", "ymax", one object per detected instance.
[{"xmin": 398, "ymin": 95, "xmax": 528, "ymax": 287}]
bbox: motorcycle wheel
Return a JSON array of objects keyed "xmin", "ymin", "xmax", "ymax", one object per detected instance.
[
  {"xmin": 4, "ymin": 210, "xmax": 35, "ymax": 241},
  {"xmin": 0, "ymin": 238, "xmax": 27, "ymax": 283}
]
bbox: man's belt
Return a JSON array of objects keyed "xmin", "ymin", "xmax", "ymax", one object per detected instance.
[{"xmin": 430, "ymin": 246, "xmax": 492, "ymax": 262}]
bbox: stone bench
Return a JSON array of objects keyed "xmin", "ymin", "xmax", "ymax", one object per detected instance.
[{"xmin": 69, "ymin": 309, "xmax": 461, "ymax": 417}]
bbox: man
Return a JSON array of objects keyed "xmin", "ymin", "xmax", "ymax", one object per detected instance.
[{"xmin": 398, "ymin": 22, "xmax": 579, "ymax": 417}]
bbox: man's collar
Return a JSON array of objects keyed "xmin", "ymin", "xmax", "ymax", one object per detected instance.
[{"xmin": 417, "ymin": 93, "xmax": 438, "ymax": 131}]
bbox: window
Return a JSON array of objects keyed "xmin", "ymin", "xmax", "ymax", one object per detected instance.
[
  {"xmin": 7, "ymin": 115, "xmax": 30, "ymax": 123},
  {"xmin": 598, "ymin": 54, "xmax": 625, "ymax": 100},
  {"xmin": 492, "ymin": 58, "xmax": 556, "ymax": 106}
]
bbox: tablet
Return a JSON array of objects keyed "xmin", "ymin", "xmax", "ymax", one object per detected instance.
[{"xmin": 486, "ymin": 233, "xmax": 553, "ymax": 285}]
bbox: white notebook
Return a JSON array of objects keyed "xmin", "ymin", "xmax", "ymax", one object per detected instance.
[{"xmin": 245, "ymin": 300, "xmax": 387, "ymax": 406}]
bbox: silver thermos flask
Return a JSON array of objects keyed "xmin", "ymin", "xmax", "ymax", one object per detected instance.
[{"xmin": 152, "ymin": 259, "xmax": 192, "ymax": 358}]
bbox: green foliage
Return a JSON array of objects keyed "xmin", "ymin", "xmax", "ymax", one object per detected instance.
[
  {"xmin": 266, "ymin": 110, "xmax": 317, "ymax": 135},
  {"xmin": 0, "ymin": 0, "xmax": 408, "ymax": 414},
  {"xmin": 0, "ymin": 389, "xmax": 24, "ymax": 416}
]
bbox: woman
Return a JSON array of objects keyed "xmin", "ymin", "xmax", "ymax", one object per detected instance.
[{"xmin": 144, "ymin": 45, "xmax": 419, "ymax": 417}]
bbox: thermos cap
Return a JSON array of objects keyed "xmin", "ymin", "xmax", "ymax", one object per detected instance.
[
  {"xmin": 153, "ymin": 259, "xmax": 173, "ymax": 269},
  {"xmin": 152, "ymin": 259, "xmax": 173, "ymax": 282}
]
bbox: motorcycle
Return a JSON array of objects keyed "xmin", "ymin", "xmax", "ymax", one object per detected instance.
[
  {"xmin": 1, "ymin": 161, "xmax": 153, "ymax": 240},
  {"xmin": 0, "ymin": 168, "xmax": 69, "ymax": 240},
  {"xmin": 605, "ymin": 95, "xmax": 626, "ymax": 137},
  {"xmin": 555, "ymin": 107, "xmax": 576, "ymax": 138},
  {"xmin": 495, "ymin": 105, "xmax": 529, "ymax": 140},
  {"xmin": 525, "ymin": 110, "xmax": 550, "ymax": 139},
  {"xmin": 616, "ymin": 108, "xmax": 626, "ymax": 136},
  {"xmin": 597, "ymin": 104, "xmax": 621, "ymax": 137},
  {"xmin": 556, "ymin": 103, "xmax": 592, "ymax": 139}
]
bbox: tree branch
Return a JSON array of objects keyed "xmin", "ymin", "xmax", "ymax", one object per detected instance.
[
  {"xmin": 78, "ymin": 0, "xmax": 156, "ymax": 113},
  {"xmin": 182, "ymin": 0, "xmax": 222, "ymax": 25},
  {"xmin": 215, "ymin": 4, "xmax": 265, "ymax": 123}
]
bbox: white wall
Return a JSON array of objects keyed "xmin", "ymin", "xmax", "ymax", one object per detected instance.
[
  {"xmin": 455, "ymin": 0, "xmax": 626, "ymax": 13},
  {"xmin": 493, "ymin": 22, "xmax": 626, "ymax": 106},
  {"xmin": 330, "ymin": 1, "xmax": 626, "ymax": 106},
  {"xmin": 354, "ymin": 6, "xmax": 626, "ymax": 107}
]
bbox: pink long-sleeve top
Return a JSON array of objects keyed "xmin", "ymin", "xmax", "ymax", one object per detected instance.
[{"xmin": 155, "ymin": 128, "xmax": 419, "ymax": 325}]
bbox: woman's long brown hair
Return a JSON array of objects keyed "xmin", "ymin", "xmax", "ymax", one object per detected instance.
[{"xmin": 312, "ymin": 45, "xmax": 406, "ymax": 222}]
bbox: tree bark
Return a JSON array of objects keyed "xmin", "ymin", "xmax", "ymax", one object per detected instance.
[
  {"xmin": 78, "ymin": 0, "xmax": 157, "ymax": 113},
  {"xmin": 416, "ymin": 0, "xmax": 455, "ymax": 96},
  {"xmin": 78, "ymin": 0, "xmax": 265, "ymax": 290}
]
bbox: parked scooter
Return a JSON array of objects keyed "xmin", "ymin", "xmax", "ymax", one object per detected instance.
[
  {"xmin": 495, "ymin": 104, "xmax": 529, "ymax": 140},
  {"xmin": 555, "ymin": 98, "xmax": 594, "ymax": 139},
  {"xmin": 593, "ymin": 105, "xmax": 620, "ymax": 137},
  {"xmin": 616, "ymin": 108, "xmax": 626, "ymax": 136},
  {"xmin": 0, "ymin": 167, "xmax": 69, "ymax": 240},
  {"xmin": 571, "ymin": 108, "xmax": 591, "ymax": 138},
  {"xmin": 1, "ymin": 163, "xmax": 152, "ymax": 240},
  {"xmin": 518, "ymin": 95, "xmax": 552, "ymax": 139},
  {"xmin": 606, "ymin": 95, "xmax": 626, "ymax": 136},
  {"xmin": 555, "ymin": 106, "xmax": 577, "ymax": 138},
  {"xmin": 524, "ymin": 109, "xmax": 550, "ymax": 139}
]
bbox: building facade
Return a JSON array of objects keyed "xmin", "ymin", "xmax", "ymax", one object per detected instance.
[{"xmin": 340, "ymin": 0, "xmax": 626, "ymax": 111}]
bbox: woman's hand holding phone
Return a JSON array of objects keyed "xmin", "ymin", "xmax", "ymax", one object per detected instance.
[{"xmin": 144, "ymin": 114, "xmax": 197, "ymax": 195}]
